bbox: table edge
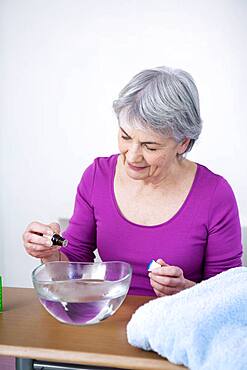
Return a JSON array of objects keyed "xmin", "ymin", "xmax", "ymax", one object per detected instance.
[{"xmin": 0, "ymin": 345, "xmax": 184, "ymax": 370}]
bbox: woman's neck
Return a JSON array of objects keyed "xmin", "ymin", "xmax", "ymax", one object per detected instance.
[{"xmin": 117, "ymin": 155, "xmax": 196, "ymax": 192}]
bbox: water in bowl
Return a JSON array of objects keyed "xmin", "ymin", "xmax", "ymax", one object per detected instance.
[{"xmin": 38, "ymin": 278, "xmax": 127, "ymax": 325}]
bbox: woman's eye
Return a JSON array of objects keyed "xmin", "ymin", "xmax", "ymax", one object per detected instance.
[
  {"xmin": 145, "ymin": 146, "xmax": 157, "ymax": 151},
  {"xmin": 121, "ymin": 136, "xmax": 131, "ymax": 140}
]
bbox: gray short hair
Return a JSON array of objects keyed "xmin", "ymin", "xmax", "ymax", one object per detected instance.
[{"xmin": 113, "ymin": 66, "xmax": 202, "ymax": 153}]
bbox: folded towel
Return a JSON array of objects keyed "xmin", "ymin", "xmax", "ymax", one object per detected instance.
[{"xmin": 127, "ymin": 267, "xmax": 247, "ymax": 370}]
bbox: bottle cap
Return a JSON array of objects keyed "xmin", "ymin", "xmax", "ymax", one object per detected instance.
[
  {"xmin": 51, "ymin": 234, "xmax": 68, "ymax": 247},
  {"xmin": 147, "ymin": 259, "xmax": 161, "ymax": 272}
]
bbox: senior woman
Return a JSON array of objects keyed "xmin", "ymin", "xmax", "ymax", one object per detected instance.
[{"xmin": 23, "ymin": 66, "xmax": 242, "ymax": 297}]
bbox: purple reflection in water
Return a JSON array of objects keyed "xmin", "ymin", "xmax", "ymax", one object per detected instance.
[{"xmin": 40, "ymin": 298, "xmax": 106, "ymax": 325}]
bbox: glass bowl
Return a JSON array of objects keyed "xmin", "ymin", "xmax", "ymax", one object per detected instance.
[{"xmin": 32, "ymin": 261, "xmax": 132, "ymax": 326}]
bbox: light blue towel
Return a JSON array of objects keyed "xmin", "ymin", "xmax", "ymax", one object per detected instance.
[{"xmin": 127, "ymin": 267, "xmax": 247, "ymax": 370}]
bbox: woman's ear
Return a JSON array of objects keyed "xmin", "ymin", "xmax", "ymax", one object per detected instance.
[{"xmin": 177, "ymin": 138, "xmax": 191, "ymax": 155}]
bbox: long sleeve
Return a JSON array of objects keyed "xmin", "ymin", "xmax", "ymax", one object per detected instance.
[
  {"xmin": 60, "ymin": 161, "xmax": 97, "ymax": 262},
  {"xmin": 203, "ymin": 178, "xmax": 243, "ymax": 280}
]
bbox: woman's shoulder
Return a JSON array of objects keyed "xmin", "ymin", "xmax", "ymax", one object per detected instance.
[
  {"xmin": 81, "ymin": 154, "xmax": 118, "ymax": 173},
  {"xmin": 197, "ymin": 163, "xmax": 226, "ymax": 185},
  {"xmin": 196, "ymin": 163, "xmax": 236, "ymax": 201},
  {"xmin": 77, "ymin": 154, "xmax": 118, "ymax": 198},
  {"xmin": 93, "ymin": 153, "xmax": 119, "ymax": 171},
  {"xmin": 79, "ymin": 153, "xmax": 118, "ymax": 184}
]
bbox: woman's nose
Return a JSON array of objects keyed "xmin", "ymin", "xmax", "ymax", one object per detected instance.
[{"xmin": 126, "ymin": 144, "xmax": 143, "ymax": 162}]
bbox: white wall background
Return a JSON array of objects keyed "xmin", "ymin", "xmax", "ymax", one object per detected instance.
[{"xmin": 1, "ymin": 0, "xmax": 247, "ymax": 287}]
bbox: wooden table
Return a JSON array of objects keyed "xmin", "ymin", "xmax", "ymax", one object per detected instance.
[{"xmin": 0, "ymin": 287, "xmax": 185, "ymax": 370}]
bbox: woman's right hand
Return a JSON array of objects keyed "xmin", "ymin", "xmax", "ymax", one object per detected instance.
[{"xmin": 22, "ymin": 221, "xmax": 61, "ymax": 262}]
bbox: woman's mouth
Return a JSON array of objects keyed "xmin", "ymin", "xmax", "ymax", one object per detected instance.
[{"xmin": 128, "ymin": 163, "xmax": 148, "ymax": 171}]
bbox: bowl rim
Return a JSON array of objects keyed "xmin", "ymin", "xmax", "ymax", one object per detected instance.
[{"xmin": 32, "ymin": 260, "xmax": 132, "ymax": 285}]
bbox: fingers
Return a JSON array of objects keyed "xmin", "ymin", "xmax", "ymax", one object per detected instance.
[
  {"xmin": 23, "ymin": 221, "xmax": 60, "ymax": 259},
  {"xmin": 151, "ymin": 280, "xmax": 180, "ymax": 296},
  {"xmin": 149, "ymin": 273, "xmax": 179, "ymax": 287},
  {"xmin": 24, "ymin": 232, "xmax": 52, "ymax": 247},
  {"xmin": 156, "ymin": 258, "xmax": 169, "ymax": 266},
  {"xmin": 149, "ymin": 264, "xmax": 185, "ymax": 296},
  {"xmin": 48, "ymin": 222, "xmax": 60, "ymax": 235},
  {"xmin": 151, "ymin": 265, "xmax": 183, "ymax": 278},
  {"xmin": 24, "ymin": 221, "xmax": 54, "ymax": 238},
  {"xmin": 153, "ymin": 287, "xmax": 180, "ymax": 297},
  {"xmin": 150, "ymin": 274, "xmax": 182, "ymax": 295},
  {"xmin": 25, "ymin": 243, "xmax": 59, "ymax": 258}
]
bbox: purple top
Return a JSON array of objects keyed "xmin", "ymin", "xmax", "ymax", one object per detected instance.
[{"xmin": 61, "ymin": 154, "xmax": 242, "ymax": 296}]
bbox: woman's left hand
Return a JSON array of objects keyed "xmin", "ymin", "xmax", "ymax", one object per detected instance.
[{"xmin": 149, "ymin": 258, "xmax": 196, "ymax": 297}]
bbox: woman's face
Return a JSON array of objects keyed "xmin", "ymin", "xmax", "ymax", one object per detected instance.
[{"xmin": 118, "ymin": 122, "xmax": 189, "ymax": 183}]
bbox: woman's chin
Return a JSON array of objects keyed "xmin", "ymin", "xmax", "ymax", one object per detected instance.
[{"xmin": 126, "ymin": 168, "xmax": 148, "ymax": 180}]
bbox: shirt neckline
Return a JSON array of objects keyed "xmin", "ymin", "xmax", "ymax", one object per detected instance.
[{"xmin": 110, "ymin": 154, "xmax": 201, "ymax": 229}]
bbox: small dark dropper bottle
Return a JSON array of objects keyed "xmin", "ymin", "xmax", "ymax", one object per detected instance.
[{"xmin": 51, "ymin": 234, "xmax": 68, "ymax": 247}]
